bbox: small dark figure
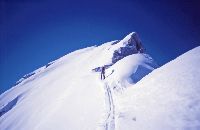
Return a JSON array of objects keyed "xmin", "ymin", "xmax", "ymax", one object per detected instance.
[
  {"xmin": 101, "ymin": 66, "xmax": 105, "ymax": 80},
  {"xmin": 136, "ymin": 42, "xmax": 141, "ymax": 52}
]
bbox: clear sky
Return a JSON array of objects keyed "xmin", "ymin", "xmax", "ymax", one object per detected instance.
[{"xmin": 0, "ymin": 0, "xmax": 200, "ymax": 94}]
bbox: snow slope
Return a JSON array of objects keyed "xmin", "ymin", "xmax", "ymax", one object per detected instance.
[
  {"xmin": 1, "ymin": 31, "xmax": 199, "ymax": 130},
  {"xmin": 116, "ymin": 46, "xmax": 200, "ymax": 130},
  {"xmin": 0, "ymin": 32, "xmax": 157, "ymax": 130}
]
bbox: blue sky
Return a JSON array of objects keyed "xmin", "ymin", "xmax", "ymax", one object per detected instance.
[{"xmin": 0, "ymin": 0, "xmax": 200, "ymax": 94}]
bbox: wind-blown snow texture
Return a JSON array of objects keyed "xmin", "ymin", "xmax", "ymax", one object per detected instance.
[{"xmin": 0, "ymin": 32, "xmax": 200, "ymax": 130}]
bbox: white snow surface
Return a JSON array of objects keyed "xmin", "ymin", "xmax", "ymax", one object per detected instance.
[
  {"xmin": 0, "ymin": 32, "xmax": 200, "ymax": 130},
  {"xmin": 115, "ymin": 46, "xmax": 200, "ymax": 130}
]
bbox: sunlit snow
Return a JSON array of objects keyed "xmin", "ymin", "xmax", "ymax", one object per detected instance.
[{"xmin": 0, "ymin": 32, "xmax": 199, "ymax": 130}]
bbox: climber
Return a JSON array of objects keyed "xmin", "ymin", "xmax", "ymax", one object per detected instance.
[{"xmin": 101, "ymin": 66, "xmax": 105, "ymax": 80}]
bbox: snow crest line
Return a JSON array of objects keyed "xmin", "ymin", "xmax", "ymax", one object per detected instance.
[{"xmin": 104, "ymin": 82, "xmax": 115, "ymax": 130}]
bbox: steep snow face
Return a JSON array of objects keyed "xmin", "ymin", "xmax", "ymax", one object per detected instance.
[
  {"xmin": 116, "ymin": 46, "xmax": 200, "ymax": 130},
  {"xmin": 0, "ymin": 32, "xmax": 157, "ymax": 130}
]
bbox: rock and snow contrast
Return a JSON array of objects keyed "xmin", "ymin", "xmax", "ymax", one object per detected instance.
[{"xmin": 0, "ymin": 32, "xmax": 200, "ymax": 130}]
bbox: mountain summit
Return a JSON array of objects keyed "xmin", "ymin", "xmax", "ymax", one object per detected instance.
[
  {"xmin": 111, "ymin": 32, "xmax": 145, "ymax": 64},
  {"xmin": 1, "ymin": 32, "xmax": 199, "ymax": 130}
]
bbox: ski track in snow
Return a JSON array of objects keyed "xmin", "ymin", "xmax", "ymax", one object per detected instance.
[
  {"xmin": 3, "ymin": 32, "xmax": 195, "ymax": 130},
  {"xmin": 103, "ymin": 82, "xmax": 115, "ymax": 130}
]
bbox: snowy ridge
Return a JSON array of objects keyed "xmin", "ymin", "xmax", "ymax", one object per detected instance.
[{"xmin": 1, "ymin": 32, "xmax": 199, "ymax": 130}]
